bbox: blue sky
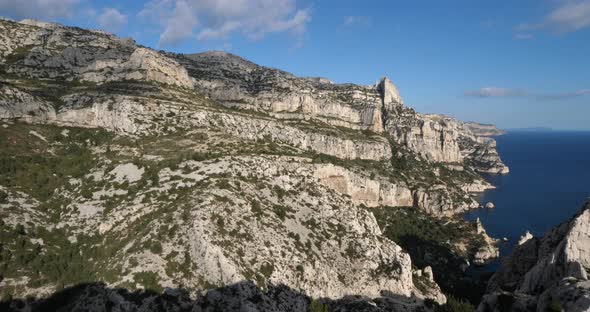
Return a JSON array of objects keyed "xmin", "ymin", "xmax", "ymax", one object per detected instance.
[{"xmin": 1, "ymin": 0, "xmax": 589, "ymax": 130}]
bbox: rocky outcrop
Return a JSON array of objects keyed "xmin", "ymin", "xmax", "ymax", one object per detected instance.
[
  {"xmin": 460, "ymin": 136, "xmax": 510, "ymax": 174},
  {"xmin": 377, "ymin": 76, "xmax": 404, "ymax": 107},
  {"xmin": 52, "ymin": 92, "xmax": 392, "ymax": 161},
  {"xmin": 386, "ymin": 113, "xmax": 463, "ymax": 163},
  {"xmin": 0, "ymin": 83, "xmax": 55, "ymax": 121},
  {"xmin": 0, "ymin": 19, "xmax": 193, "ymax": 88},
  {"xmin": 313, "ymin": 164, "xmax": 413, "ymax": 208},
  {"xmin": 313, "ymin": 163, "xmax": 489, "ymax": 216},
  {"xmin": 472, "ymin": 218, "xmax": 500, "ymax": 265},
  {"xmin": 479, "ymin": 200, "xmax": 590, "ymax": 311},
  {"xmin": 176, "ymin": 51, "xmax": 386, "ymax": 133},
  {"xmin": 181, "ymin": 160, "xmax": 419, "ymax": 300},
  {"xmin": 463, "ymin": 122, "xmax": 506, "ymax": 137},
  {"xmin": 518, "ymin": 231, "xmax": 533, "ymax": 245}
]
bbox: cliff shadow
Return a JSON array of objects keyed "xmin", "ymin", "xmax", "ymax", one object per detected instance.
[
  {"xmin": 0, "ymin": 280, "xmax": 434, "ymax": 312},
  {"xmin": 397, "ymin": 233, "xmax": 491, "ymax": 305}
]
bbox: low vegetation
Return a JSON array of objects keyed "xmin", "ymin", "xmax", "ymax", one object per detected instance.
[{"xmin": 370, "ymin": 206, "xmax": 488, "ymax": 305}]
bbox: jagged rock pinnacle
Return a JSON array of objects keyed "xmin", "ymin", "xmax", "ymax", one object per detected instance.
[{"xmin": 377, "ymin": 76, "xmax": 404, "ymax": 106}]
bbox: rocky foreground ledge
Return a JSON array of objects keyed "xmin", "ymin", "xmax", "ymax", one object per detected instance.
[{"xmin": 478, "ymin": 200, "xmax": 590, "ymax": 311}]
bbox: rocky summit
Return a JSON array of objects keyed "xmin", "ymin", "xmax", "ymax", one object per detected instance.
[{"xmin": 0, "ymin": 18, "xmax": 514, "ymax": 311}]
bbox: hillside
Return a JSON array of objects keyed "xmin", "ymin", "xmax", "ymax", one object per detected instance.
[{"xmin": 0, "ymin": 18, "xmax": 511, "ymax": 311}]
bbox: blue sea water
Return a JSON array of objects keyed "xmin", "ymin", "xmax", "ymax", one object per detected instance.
[{"xmin": 464, "ymin": 131, "xmax": 590, "ymax": 272}]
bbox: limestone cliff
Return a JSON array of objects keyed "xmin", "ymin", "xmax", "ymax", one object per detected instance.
[
  {"xmin": 478, "ymin": 200, "xmax": 590, "ymax": 311},
  {"xmin": 0, "ymin": 16, "xmax": 507, "ymax": 217},
  {"xmin": 176, "ymin": 51, "xmax": 508, "ymax": 175}
]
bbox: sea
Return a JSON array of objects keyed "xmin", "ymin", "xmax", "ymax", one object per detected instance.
[{"xmin": 464, "ymin": 130, "xmax": 590, "ymax": 272}]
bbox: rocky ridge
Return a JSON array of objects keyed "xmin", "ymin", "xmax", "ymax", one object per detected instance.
[{"xmin": 173, "ymin": 51, "xmax": 508, "ymax": 175}]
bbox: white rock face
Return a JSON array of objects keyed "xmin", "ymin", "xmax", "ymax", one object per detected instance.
[
  {"xmin": 485, "ymin": 202, "xmax": 495, "ymax": 209},
  {"xmin": 519, "ymin": 206, "xmax": 590, "ymax": 293},
  {"xmin": 0, "ymin": 84, "xmax": 56, "ymax": 121},
  {"xmin": 461, "ymin": 180, "xmax": 495, "ymax": 193},
  {"xmin": 178, "ymin": 52, "xmax": 508, "ymax": 174},
  {"xmin": 55, "ymin": 96, "xmax": 145, "ymax": 133},
  {"xmin": 110, "ymin": 163, "xmax": 144, "ymax": 183},
  {"xmin": 313, "ymin": 163, "xmax": 413, "ymax": 208},
  {"xmin": 518, "ymin": 231, "xmax": 533, "ymax": 245},
  {"xmin": 377, "ymin": 76, "xmax": 404, "ymax": 106},
  {"xmin": 181, "ymin": 51, "xmax": 386, "ymax": 133},
  {"xmin": 312, "ymin": 163, "xmax": 487, "ymax": 215},
  {"xmin": 53, "ymin": 94, "xmax": 393, "ymax": 161},
  {"xmin": 387, "ymin": 113, "xmax": 463, "ymax": 163},
  {"xmin": 1, "ymin": 19, "xmax": 193, "ymax": 89},
  {"xmin": 480, "ymin": 201, "xmax": 590, "ymax": 312}
]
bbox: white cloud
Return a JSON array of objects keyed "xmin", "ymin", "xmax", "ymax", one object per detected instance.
[
  {"xmin": 343, "ymin": 15, "xmax": 371, "ymax": 27},
  {"xmin": 465, "ymin": 87, "xmax": 527, "ymax": 98},
  {"xmin": 139, "ymin": 0, "xmax": 311, "ymax": 46},
  {"xmin": 516, "ymin": 0, "xmax": 590, "ymax": 36},
  {"xmin": 97, "ymin": 8, "xmax": 128, "ymax": 32},
  {"xmin": 159, "ymin": 1, "xmax": 199, "ymax": 45},
  {"xmin": 0, "ymin": 0, "xmax": 81, "ymax": 20},
  {"xmin": 545, "ymin": 0, "xmax": 590, "ymax": 33}
]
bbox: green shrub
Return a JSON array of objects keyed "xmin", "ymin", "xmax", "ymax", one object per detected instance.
[
  {"xmin": 133, "ymin": 271, "xmax": 162, "ymax": 292},
  {"xmin": 435, "ymin": 296, "xmax": 475, "ymax": 312},
  {"xmin": 309, "ymin": 299, "xmax": 328, "ymax": 312},
  {"xmin": 149, "ymin": 241, "xmax": 163, "ymax": 254},
  {"xmin": 0, "ymin": 190, "xmax": 7, "ymax": 204},
  {"xmin": 259, "ymin": 262, "xmax": 274, "ymax": 278},
  {"xmin": 216, "ymin": 179, "xmax": 232, "ymax": 189},
  {"xmin": 546, "ymin": 296, "xmax": 563, "ymax": 312},
  {"xmin": 273, "ymin": 204, "xmax": 287, "ymax": 221},
  {"xmin": 251, "ymin": 200, "xmax": 262, "ymax": 215}
]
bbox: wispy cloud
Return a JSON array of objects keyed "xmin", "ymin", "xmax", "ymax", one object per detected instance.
[
  {"xmin": 538, "ymin": 89, "xmax": 590, "ymax": 100},
  {"xmin": 342, "ymin": 15, "xmax": 371, "ymax": 27},
  {"xmin": 516, "ymin": 0, "xmax": 590, "ymax": 38},
  {"xmin": 139, "ymin": 0, "xmax": 311, "ymax": 47},
  {"xmin": 97, "ymin": 8, "xmax": 128, "ymax": 32},
  {"xmin": 465, "ymin": 87, "xmax": 527, "ymax": 98},
  {"xmin": 465, "ymin": 87, "xmax": 590, "ymax": 100},
  {"xmin": 0, "ymin": 0, "xmax": 81, "ymax": 20},
  {"xmin": 514, "ymin": 33, "xmax": 533, "ymax": 40}
]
